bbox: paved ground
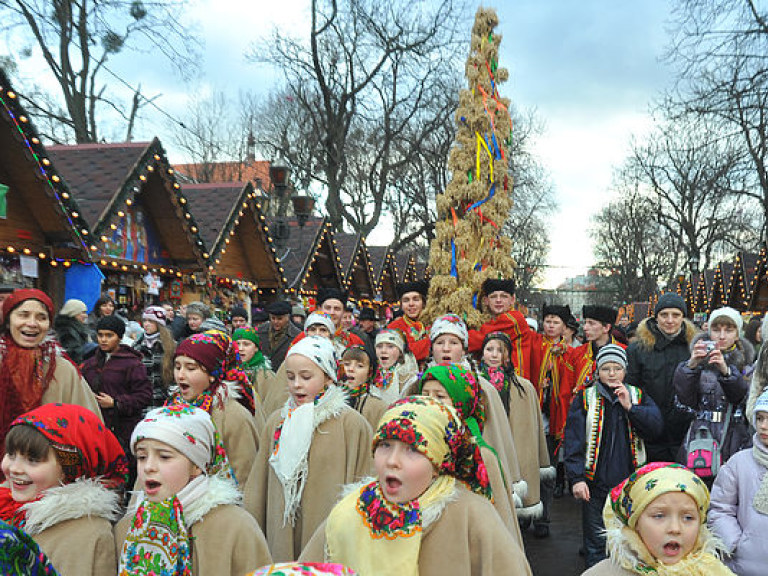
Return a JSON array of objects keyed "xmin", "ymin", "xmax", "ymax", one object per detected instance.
[{"xmin": 522, "ymin": 494, "xmax": 585, "ymax": 576}]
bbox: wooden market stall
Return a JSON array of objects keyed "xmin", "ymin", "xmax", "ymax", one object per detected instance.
[
  {"xmin": 184, "ymin": 182, "xmax": 285, "ymax": 305},
  {"xmin": 369, "ymin": 244, "xmax": 400, "ymax": 311},
  {"xmin": 46, "ymin": 138, "xmax": 208, "ymax": 310},
  {"xmin": 335, "ymin": 233, "xmax": 377, "ymax": 306},
  {"xmin": 0, "ymin": 70, "xmax": 93, "ymax": 304},
  {"xmin": 727, "ymin": 251, "xmax": 759, "ymax": 312}
]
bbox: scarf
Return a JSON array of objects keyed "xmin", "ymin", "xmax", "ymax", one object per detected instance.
[
  {"xmin": 0, "ymin": 488, "xmax": 39, "ymax": 528},
  {"xmin": 119, "ymin": 475, "xmax": 209, "ymax": 576},
  {"xmin": 233, "ymin": 326, "xmax": 270, "ymax": 371},
  {"xmin": 0, "ymin": 518, "xmax": 60, "ymax": 576},
  {"xmin": 482, "ymin": 365, "xmax": 509, "ymax": 394},
  {"xmin": 142, "ymin": 330, "xmax": 160, "ymax": 350},
  {"xmin": 372, "ymin": 365, "xmax": 401, "ymax": 405},
  {"xmin": 325, "ymin": 476, "xmax": 456, "ymax": 576},
  {"xmin": 751, "ymin": 432, "xmax": 768, "ymax": 515},
  {"xmin": 270, "ymin": 385, "xmax": 347, "ymax": 526},
  {"xmin": 604, "ymin": 462, "xmax": 734, "ymax": 576},
  {"xmin": 0, "ymin": 335, "xmax": 59, "ymax": 457},
  {"xmin": 247, "ymin": 563, "xmax": 357, "ymax": 575}
]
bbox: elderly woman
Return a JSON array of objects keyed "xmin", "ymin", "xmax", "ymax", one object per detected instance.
[{"xmin": 0, "ymin": 289, "xmax": 101, "ymax": 460}]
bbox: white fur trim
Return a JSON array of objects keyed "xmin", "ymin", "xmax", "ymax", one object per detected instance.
[
  {"xmin": 514, "ymin": 500, "xmax": 544, "ymax": 521},
  {"xmin": 539, "ymin": 466, "xmax": 556, "ymax": 482},
  {"xmin": 22, "ymin": 478, "xmax": 121, "ymax": 535},
  {"xmin": 512, "ymin": 479, "xmax": 528, "ymax": 501},
  {"xmin": 513, "ymin": 493, "xmax": 523, "ymax": 509}
]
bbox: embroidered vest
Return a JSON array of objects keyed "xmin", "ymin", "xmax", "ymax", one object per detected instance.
[{"xmin": 582, "ymin": 385, "xmax": 647, "ymax": 481}]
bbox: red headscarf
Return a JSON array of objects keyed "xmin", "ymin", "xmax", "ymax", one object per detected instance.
[{"xmin": 0, "ymin": 403, "xmax": 127, "ymax": 526}]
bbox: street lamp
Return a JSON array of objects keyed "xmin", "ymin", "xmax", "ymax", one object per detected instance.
[
  {"xmin": 688, "ymin": 254, "xmax": 700, "ymax": 276},
  {"xmin": 291, "ymin": 192, "xmax": 315, "ymax": 227}
]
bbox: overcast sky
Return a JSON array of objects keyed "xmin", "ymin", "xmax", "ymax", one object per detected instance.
[{"xmin": 2, "ymin": 0, "xmax": 677, "ymax": 288}]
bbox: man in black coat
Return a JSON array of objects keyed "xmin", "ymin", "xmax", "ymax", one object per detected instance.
[
  {"xmin": 625, "ymin": 292, "xmax": 699, "ymax": 462},
  {"xmin": 256, "ymin": 300, "xmax": 301, "ymax": 370}
]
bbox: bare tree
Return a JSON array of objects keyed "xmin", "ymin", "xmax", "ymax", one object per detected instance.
[
  {"xmin": 591, "ymin": 180, "xmax": 677, "ymax": 303},
  {"xmin": 626, "ymin": 112, "xmax": 759, "ymax": 272},
  {"xmin": 1, "ymin": 0, "xmax": 199, "ymax": 143},
  {"xmin": 248, "ymin": 0, "xmax": 468, "ymax": 234}
]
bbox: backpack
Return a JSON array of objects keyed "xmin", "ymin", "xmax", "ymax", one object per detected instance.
[{"xmin": 685, "ymin": 404, "xmax": 732, "ymax": 479}]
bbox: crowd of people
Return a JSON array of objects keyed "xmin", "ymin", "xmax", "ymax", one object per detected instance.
[{"xmin": 0, "ymin": 279, "xmax": 766, "ymax": 575}]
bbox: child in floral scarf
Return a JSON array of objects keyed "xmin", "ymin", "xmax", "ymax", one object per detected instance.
[
  {"xmin": 584, "ymin": 462, "xmax": 734, "ymax": 576},
  {"xmin": 340, "ymin": 345, "xmax": 388, "ymax": 430},
  {"xmin": 244, "ymin": 336, "xmax": 373, "ymax": 562},
  {"xmin": 0, "ymin": 403, "xmax": 127, "ymax": 575},
  {"xmin": 299, "ymin": 396, "xmax": 533, "ymax": 575},
  {"xmin": 116, "ymin": 404, "xmax": 271, "ymax": 576},
  {"xmin": 372, "ymin": 328, "xmax": 418, "ymax": 404},
  {"xmin": 170, "ymin": 331, "xmax": 260, "ymax": 486}
]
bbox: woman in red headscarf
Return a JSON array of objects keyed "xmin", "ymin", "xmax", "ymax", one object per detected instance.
[{"xmin": 0, "ymin": 289, "xmax": 101, "ymax": 462}]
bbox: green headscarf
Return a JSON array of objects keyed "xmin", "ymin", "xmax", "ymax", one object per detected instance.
[{"xmin": 233, "ymin": 326, "xmax": 268, "ymax": 370}]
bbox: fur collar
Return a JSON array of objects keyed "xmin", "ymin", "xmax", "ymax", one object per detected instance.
[
  {"xmin": 341, "ymin": 477, "xmax": 458, "ymax": 530},
  {"xmin": 128, "ymin": 473, "xmax": 240, "ymax": 528},
  {"xmin": 22, "ymin": 478, "xmax": 121, "ymax": 535},
  {"xmin": 634, "ymin": 317, "xmax": 698, "ymax": 351}
]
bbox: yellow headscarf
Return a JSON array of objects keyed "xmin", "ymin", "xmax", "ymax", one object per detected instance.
[
  {"xmin": 325, "ymin": 397, "xmax": 490, "ymax": 576},
  {"xmin": 604, "ymin": 462, "xmax": 734, "ymax": 576}
]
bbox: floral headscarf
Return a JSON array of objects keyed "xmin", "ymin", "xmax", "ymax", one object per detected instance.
[
  {"xmin": 247, "ymin": 563, "xmax": 357, "ymax": 575},
  {"xmin": 603, "ymin": 462, "xmax": 733, "ymax": 576},
  {"xmin": 429, "ymin": 314, "xmax": 468, "ymax": 348},
  {"xmin": 373, "ymin": 396, "xmax": 490, "ymax": 498},
  {"xmin": 0, "ymin": 519, "xmax": 60, "ymax": 575}
]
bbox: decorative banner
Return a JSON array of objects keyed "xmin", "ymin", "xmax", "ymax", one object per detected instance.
[{"xmin": 0, "ymin": 183, "xmax": 8, "ymax": 219}]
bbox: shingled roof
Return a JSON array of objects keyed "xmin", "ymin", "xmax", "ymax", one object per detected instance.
[
  {"xmin": 335, "ymin": 233, "xmax": 376, "ymax": 301},
  {"xmin": 46, "ymin": 138, "xmax": 207, "ymax": 272},
  {"xmin": 280, "ymin": 218, "xmax": 343, "ymax": 294},
  {"xmin": 183, "ymin": 182, "xmax": 284, "ymax": 290},
  {"xmin": 0, "ymin": 70, "xmax": 92, "ymax": 260},
  {"xmin": 368, "ymin": 244, "xmax": 399, "ymax": 304}
]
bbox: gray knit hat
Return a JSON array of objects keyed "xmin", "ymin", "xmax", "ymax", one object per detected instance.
[
  {"xmin": 654, "ymin": 292, "xmax": 686, "ymax": 316},
  {"xmin": 186, "ymin": 301, "xmax": 211, "ymax": 320},
  {"xmin": 596, "ymin": 343, "xmax": 627, "ymax": 370}
]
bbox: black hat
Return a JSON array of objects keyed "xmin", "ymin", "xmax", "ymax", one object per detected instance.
[
  {"xmin": 396, "ymin": 280, "xmax": 429, "ymax": 300},
  {"xmin": 317, "ymin": 287, "xmax": 348, "ymax": 307},
  {"xmin": 253, "ymin": 310, "xmax": 269, "ymax": 323},
  {"xmin": 266, "ymin": 300, "xmax": 291, "ymax": 316},
  {"xmin": 96, "ymin": 315, "xmax": 126, "ymax": 338},
  {"xmin": 481, "ymin": 278, "xmax": 516, "ymax": 297},
  {"xmin": 582, "ymin": 305, "xmax": 617, "ymax": 326},
  {"xmin": 542, "ymin": 304, "xmax": 571, "ymax": 324},
  {"xmin": 359, "ymin": 307, "xmax": 377, "ymax": 321},
  {"xmin": 230, "ymin": 306, "xmax": 248, "ymax": 320},
  {"xmin": 654, "ymin": 292, "xmax": 687, "ymax": 316},
  {"xmin": 566, "ymin": 314, "xmax": 580, "ymax": 331}
]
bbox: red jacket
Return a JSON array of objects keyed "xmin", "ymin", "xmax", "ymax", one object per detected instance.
[
  {"xmin": 568, "ymin": 337, "xmax": 628, "ymax": 392},
  {"xmin": 468, "ymin": 310, "xmax": 532, "ymax": 379},
  {"xmin": 291, "ymin": 329, "xmax": 366, "ymax": 350},
  {"xmin": 387, "ymin": 316, "xmax": 431, "ymax": 362},
  {"xmin": 530, "ymin": 333, "xmax": 576, "ymax": 440}
]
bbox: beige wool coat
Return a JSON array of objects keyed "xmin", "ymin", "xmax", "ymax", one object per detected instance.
[
  {"xmin": 40, "ymin": 355, "xmax": 102, "ymax": 419},
  {"xmin": 209, "ymin": 383, "xmax": 260, "ymax": 488},
  {"xmin": 507, "ymin": 375, "xmax": 553, "ymax": 519},
  {"xmin": 21, "ymin": 479, "xmax": 120, "ymax": 576},
  {"xmin": 299, "ymin": 484, "xmax": 533, "ymax": 576},
  {"xmin": 582, "ymin": 560, "xmax": 635, "ymax": 575},
  {"xmin": 244, "ymin": 389, "xmax": 373, "ymax": 562},
  {"xmin": 116, "ymin": 476, "xmax": 271, "ymax": 576},
  {"xmin": 261, "ymin": 361, "xmax": 290, "ymax": 418},
  {"xmin": 350, "ymin": 392, "xmax": 388, "ymax": 431}
]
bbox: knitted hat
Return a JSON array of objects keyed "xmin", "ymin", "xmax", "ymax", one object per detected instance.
[
  {"xmin": 753, "ymin": 389, "xmax": 768, "ymax": 420},
  {"xmin": 185, "ymin": 301, "xmax": 211, "ymax": 319},
  {"xmin": 305, "ymin": 311, "xmax": 335, "ymax": 334},
  {"xmin": 59, "ymin": 299, "xmax": 88, "ymax": 318},
  {"xmin": 96, "ymin": 314, "xmax": 126, "ymax": 338},
  {"xmin": 596, "ymin": 343, "xmax": 627, "ymax": 370},
  {"xmin": 230, "ymin": 306, "xmax": 248, "ymax": 320},
  {"xmin": 654, "ymin": 292, "xmax": 687, "ymax": 316},
  {"xmin": 142, "ymin": 305, "xmax": 167, "ymax": 327},
  {"xmin": 481, "ymin": 277, "xmax": 515, "ymax": 297},
  {"xmin": 233, "ymin": 326, "xmax": 260, "ymax": 346},
  {"xmin": 482, "ymin": 331, "xmax": 512, "ymax": 353},
  {"xmin": 286, "ymin": 335, "xmax": 338, "ymax": 382},
  {"xmin": 395, "ymin": 280, "xmax": 429, "ymax": 300},
  {"xmin": 430, "ymin": 313, "xmax": 469, "ymax": 348},
  {"xmin": 582, "ymin": 305, "xmax": 617, "ymax": 326},
  {"xmin": 708, "ymin": 307, "xmax": 743, "ymax": 333},
  {"xmin": 375, "ymin": 328, "xmax": 406, "ymax": 354},
  {"xmin": 266, "ymin": 300, "xmax": 291, "ymax": 316},
  {"xmin": 317, "ymin": 287, "xmax": 348, "ymax": 307},
  {"xmin": 2, "ymin": 288, "xmax": 54, "ymax": 320},
  {"xmin": 291, "ymin": 305, "xmax": 307, "ymax": 318},
  {"xmin": 131, "ymin": 404, "xmax": 217, "ymax": 473},
  {"xmin": 542, "ymin": 304, "xmax": 571, "ymax": 324}
]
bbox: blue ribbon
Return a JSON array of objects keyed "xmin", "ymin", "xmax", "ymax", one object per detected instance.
[
  {"xmin": 450, "ymin": 239, "xmax": 458, "ymax": 278},
  {"xmin": 466, "ymin": 184, "xmax": 496, "ymax": 213}
]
